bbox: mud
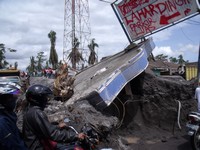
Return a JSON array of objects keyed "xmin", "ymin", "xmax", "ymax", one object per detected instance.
[{"xmin": 17, "ymin": 70, "xmax": 198, "ymax": 150}]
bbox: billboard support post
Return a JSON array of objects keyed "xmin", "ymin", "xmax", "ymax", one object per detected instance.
[{"xmin": 111, "ymin": 1, "xmax": 132, "ymax": 44}]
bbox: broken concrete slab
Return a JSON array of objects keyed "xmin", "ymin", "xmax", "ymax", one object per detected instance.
[{"xmin": 66, "ymin": 37, "xmax": 155, "ymax": 110}]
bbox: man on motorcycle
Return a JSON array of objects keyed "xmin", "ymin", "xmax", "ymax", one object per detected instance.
[
  {"xmin": 0, "ymin": 82, "xmax": 27, "ymax": 150},
  {"xmin": 22, "ymin": 84, "xmax": 85, "ymax": 150}
]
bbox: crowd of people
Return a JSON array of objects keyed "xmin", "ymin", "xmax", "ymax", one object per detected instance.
[
  {"xmin": 0, "ymin": 83, "xmax": 85, "ymax": 150},
  {"xmin": 21, "ymin": 68, "xmax": 57, "ymax": 79},
  {"xmin": 43, "ymin": 68, "xmax": 56, "ymax": 78}
]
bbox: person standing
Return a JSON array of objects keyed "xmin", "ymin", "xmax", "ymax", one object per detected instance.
[
  {"xmin": 195, "ymin": 86, "xmax": 200, "ymax": 112},
  {"xmin": 0, "ymin": 82, "xmax": 27, "ymax": 150}
]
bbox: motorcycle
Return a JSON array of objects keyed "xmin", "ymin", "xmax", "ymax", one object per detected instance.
[
  {"xmin": 64, "ymin": 124, "xmax": 100, "ymax": 150},
  {"xmin": 56, "ymin": 119, "xmax": 112, "ymax": 150},
  {"xmin": 186, "ymin": 111, "xmax": 200, "ymax": 150}
]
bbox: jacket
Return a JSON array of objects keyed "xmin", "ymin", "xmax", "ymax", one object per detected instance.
[
  {"xmin": 0, "ymin": 110, "xmax": 27, "ymax": 150},
  {"xmin": 22, "ymin": 105, "xmax": 77, "ymax": 150}
]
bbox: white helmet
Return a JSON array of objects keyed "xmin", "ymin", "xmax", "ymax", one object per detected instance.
[{"xmin": 0, "ymin": 82, "xmax": 21, "ymax": 95}]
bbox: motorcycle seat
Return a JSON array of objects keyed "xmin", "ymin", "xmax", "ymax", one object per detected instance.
[{"xmin": 190, "ymin": 111, "xmax": 200, "ymax": 117}]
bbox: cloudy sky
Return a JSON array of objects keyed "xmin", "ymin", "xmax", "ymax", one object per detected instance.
[{"xmin": 0, "ymin": 0, "xmax": 200, "ymax": 71}]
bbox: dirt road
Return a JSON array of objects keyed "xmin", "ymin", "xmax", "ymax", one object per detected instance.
[
  {"xmin": 127, "ymin": 134, "xmax": 192, "ymax": 150},
  {"xmin": 27, "ymin": 74, "xmax": 196, "ymax": 150},
  {"xmin": 145, "ymin": 135, "xmax": 191, "ymax": 150}
]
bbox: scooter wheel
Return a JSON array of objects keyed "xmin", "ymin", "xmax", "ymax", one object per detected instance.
[{"xmin": 191, "ymin": 129, "xmax": 200, "ymax": 150}]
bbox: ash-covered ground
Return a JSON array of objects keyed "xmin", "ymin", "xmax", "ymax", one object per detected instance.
[{"xmin": 17, "ymin": 70, "xmax": 197, "ymax": 150}]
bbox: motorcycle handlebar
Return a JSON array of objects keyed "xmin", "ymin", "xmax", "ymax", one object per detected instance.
[{"xmin": 68, "ymin": 126, "xmax": 79, "ymax": 134}]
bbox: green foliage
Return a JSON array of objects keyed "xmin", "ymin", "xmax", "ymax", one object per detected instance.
[
  {"xmin": 48, "ymin": 30, "xmax": 58, "ymax": 69},
  {"xmin": 178, "ymin": 54, "xmax": 185, "ymax": 65},
  {"xmin": 26, "ymin": 51, "xmax": 49, "ymax": 75},
  {"xmin": 88, "ymin": 38, "xmax": 99, "ymax": 65},
  {"xmin": 14, "ymin": 62, "xmax": 18, "ymax": 69},
  {"xmin": 155, "ymin": 54, "xmax": 168, "ymax": 60},
  {"xmin": 0, "ymin": 43, "xmax": 9, "ymax": 69},
  {"xmin": 68, "ymin": 37, "xmax": 83, "ymax": 69},
  {"xmin": 155, "ymin": 54, "xmax": 189, "ymax": 64},
  {"xmin": 26, "ymin": 30, "xmax": 60, "ymax": 75},
  {"xmin": 169, "ymin": 54, "xmax": 188, "ymax": 64},
  {"xmin": 45, "ymin": 60, "xmax": 49, "ymax": 69},
  {"xmin": 36, "ymin": 51, "xmax": 46, "ymax": 71},
  {"xmin": 169, "ymin": 57, "xmax": 178, "ymax": 63},
  {"xmin": 26, "ymin": 56, "xmax": 36, "ymax": 75}
]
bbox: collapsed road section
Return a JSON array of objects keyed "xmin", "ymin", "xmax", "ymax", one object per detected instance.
[{"xmin": 66, "ymin": 37, "xmax": 155, "ymax": 110}]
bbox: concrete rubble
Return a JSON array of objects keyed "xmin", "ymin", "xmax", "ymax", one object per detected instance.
[{"xmin": 17, "ymin": 37, "xmax": 198, "ymax": 149}]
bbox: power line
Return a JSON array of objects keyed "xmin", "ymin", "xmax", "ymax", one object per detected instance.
[
  {"xmin": 180, "ymin": 27, "xmax": 194, "ymax": 43},
  {"xmin": 186, "ymin": 22, "xmax": 200, "ymax": 25},
  {"xmin": 187, "ymin": 20, "xmax": 200, "ymax": 25},
  {"xmin": 188, "ymin": 19, "xmax": 200, "ymax": 24},
  {"xmin": 99, "ymin": 0, "xmax": 112, "ymax": 3}
]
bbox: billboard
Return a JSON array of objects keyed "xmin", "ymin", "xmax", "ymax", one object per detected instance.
[{"xmin": 113, "ymin": 0, "xmax": 200, "ymax": 42}]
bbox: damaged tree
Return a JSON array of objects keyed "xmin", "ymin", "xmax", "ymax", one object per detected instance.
[{"xmin": 53, "ymin": 63, "xmax": 75, "ymax": 101}]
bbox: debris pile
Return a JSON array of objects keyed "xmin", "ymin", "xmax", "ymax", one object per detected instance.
[
  {"xmin": 22, "ymin": 70, "xmax": 197, "ymax": 149},
  {"xmin": 53, "ymin": 63, "xmax": 75, "ymax": 101}
]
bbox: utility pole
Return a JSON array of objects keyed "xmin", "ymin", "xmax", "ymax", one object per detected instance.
[
  {"xmin": 63, "ymin": 0, "xmax": 91, "ymax": 70},
  {"xmin": 198, "ymin": 43, "xmax": 200, "ymax": 86}
]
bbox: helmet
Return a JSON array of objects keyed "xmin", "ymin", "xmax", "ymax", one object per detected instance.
[
  {"xmin": 26, "ymin": 84, "xmax": 53, "ymax": 108},
  {"xmin": 0, "ymin": 82, "xmax": 21, "ymax": 95},
  {"xmin": 0, "ymin": 82, "xmax": 21, "ymax": 110}
]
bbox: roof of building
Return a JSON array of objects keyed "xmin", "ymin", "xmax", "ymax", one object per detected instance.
[
  {"xmin": 148, "ymin": 59, "xmax": 179, "ymax": 70},
  {"xmin": 186, "ymin": 62, "xmax": 197, "ymax": 67}
]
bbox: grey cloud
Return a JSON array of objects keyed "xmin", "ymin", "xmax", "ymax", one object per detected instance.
[
  {"xmin": 16, "ymin": 36, "xmax": 48, "ymax": 46},
  {"xmin": 0, "ymin": 0, "xmax": 199, "ymax": 70}
]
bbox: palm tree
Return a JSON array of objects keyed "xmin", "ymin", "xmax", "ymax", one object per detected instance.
[
  {"xmin": 0, "ymin": 43, "xmax": 8, "ymax": 69},
  {"xmin": 26, "ymin": 56, "xmax": 36, "ymax": 76},
  {"xmin": 14, "ymin": 62, "xmax": 18, "ymax": 69},
  {"xmin": 88, "ymin": 38, "xmax": 99, "ymax": 65},
  {"xmin": 155, "ymin": 54, "xmax": 168, "ymax": 60},
  {"xmin": 45, "ymin": 60, "xmax": 50, "ymax": 69},
  {"xmin": 48, "ymin": 30, "xmax": 58, "ymax": 69},
  {"xmin": 178, "ymin": 54, "xmax": 185, "ymax": 65},
  {"xmin": 68, "ymin": 37, "xmax": 83, "ymax": 69},
  {"xmin": 36, "ymin": 51, "xmax": 46, "ymax": 72},
  {"xmin": 169, "ymin": 57, "xmax": 178, "ymax": 63}
]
